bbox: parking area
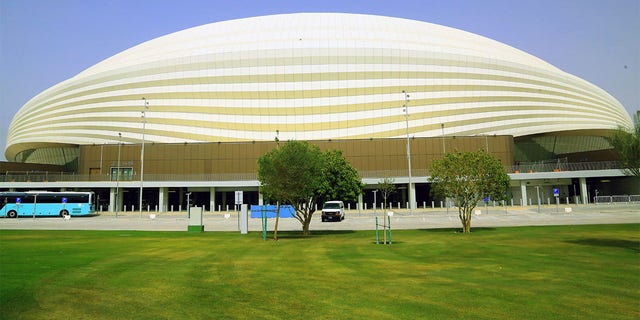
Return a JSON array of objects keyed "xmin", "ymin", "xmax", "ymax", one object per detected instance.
[{"xmin": 1, "ymin": 204, "xmax": 638, "ymax": 232}]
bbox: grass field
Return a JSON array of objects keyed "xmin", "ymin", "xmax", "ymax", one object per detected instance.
[{"xmin": 1, "ymin": 224, "xmax": 638, "ymax": 319}]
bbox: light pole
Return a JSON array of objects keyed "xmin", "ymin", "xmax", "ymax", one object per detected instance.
[
  {"xmin": 441, "ymin": 123, "xmax": 446, "ymax": 154},
  {"xmin": 115, "ymin": 132, "xmax": 122, "ymax": 218},
  {"xmin": 186, "ymin": 192, "xmax": 192, "ymax": 217},
  {"xmin": 139, "ymin": 97, "xmax": 149, "ymax": 218},
  {"xmin": 402, "ymin": 90, "xmax": 414, "ymax": 212},
  {"xmin": 536, "ymin": 186, "xmax": 541, "ymax": 213},
  {"xmin": 485, "ymin": 135, "xmax": 489, "ymax": 153},
  {"xmin": 372, "ymin": 189, "xmax": 378, "ymax": 216}
]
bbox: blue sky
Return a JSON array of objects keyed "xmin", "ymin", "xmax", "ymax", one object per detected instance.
[{"xmin": 1, "ymin": 0, "xmax": 638, "ymax": 161}]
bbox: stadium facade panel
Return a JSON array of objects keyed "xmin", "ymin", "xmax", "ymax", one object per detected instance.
[{"xmin": 6, "ymin": 13, "xmax": 632, "ymax": 164}]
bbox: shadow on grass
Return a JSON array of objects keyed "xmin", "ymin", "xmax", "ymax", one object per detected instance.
[
  {"xmin": 416, "ymin": 227, "xmax": 498, "ymax": 234},
  {"xmin": 567, "ymin": 238, "xmax": 640, "ymax": 253},
  {"xmin": 265, "ymin": 230, "xmax": 357, "ymax": 239}
]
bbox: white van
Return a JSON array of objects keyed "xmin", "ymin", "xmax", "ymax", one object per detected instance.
[{"xmin": 321, "ymin": 201, "xmax": 345, "ymax": 222}]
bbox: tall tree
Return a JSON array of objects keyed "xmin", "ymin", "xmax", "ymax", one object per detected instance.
[
  {"xmin": 377, "ymin": 177, "xmax": 396, "ymax": 211},
  {"xmin": 317, "ymin": 149, "xmax": 364, "ymax": 203},
  {"xmin": 429, "ymin": 150, "xmax": 510, "ymax": 233},
  {"xmin": 609, "ymin": 113, "xmax": 640, "ymax": 177},
  {"xmin": 258, "ymin": 141, "xmax": 363, "ymax": 236}
]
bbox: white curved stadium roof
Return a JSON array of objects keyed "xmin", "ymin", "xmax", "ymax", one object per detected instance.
[{"xmin": 6, "ymin": 13, "xmax": 632, "ymax": 161}]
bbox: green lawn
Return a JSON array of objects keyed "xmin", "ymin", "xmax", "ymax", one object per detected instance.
[{"xmin": 1, "ymin": 225, "xmax": 638, "ymax": 319}]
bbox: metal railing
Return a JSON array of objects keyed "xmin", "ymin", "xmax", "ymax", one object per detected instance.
[
  {"xmin": 359, "ymin": 169, "xmax": 430, "ymax": 179},
  {"xmin": 508, "ymin": 161, "xmax": 622, "ymax": 173},
  {"xmin": 594, "ymin": 195, "xmax": 640, "ymax": 204},
  {"xmin": 1, "ymin": 172, "xmax": 259, "ymax": 183}
]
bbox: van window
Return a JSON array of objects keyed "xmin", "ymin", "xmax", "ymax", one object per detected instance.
[{"xmin": 323, "ymin": 202, "xmax": 341, "ymax": 209}]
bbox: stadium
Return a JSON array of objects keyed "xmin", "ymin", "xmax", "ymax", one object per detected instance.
[{"xmin": 2, "ymin": 13, "xmax": 635, "ymax": 212}]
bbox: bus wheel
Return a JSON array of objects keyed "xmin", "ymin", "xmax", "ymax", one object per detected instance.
[
  {"xmin": 60, "ymin": 210, "xmax": 69, "ymax": 217},
  {"xmin": 8, "ymin": 210, "xmax": 17, "ymax": 218}
]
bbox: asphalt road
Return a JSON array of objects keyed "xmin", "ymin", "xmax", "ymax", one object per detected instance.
[{"xmin": 1, "ymin": 204, "xmax": 638, "ymax": 232}]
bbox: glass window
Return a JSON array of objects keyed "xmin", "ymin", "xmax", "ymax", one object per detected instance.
[{"xmin": 110, "ymin": 167, "xmax": 134, "ymax": 181}]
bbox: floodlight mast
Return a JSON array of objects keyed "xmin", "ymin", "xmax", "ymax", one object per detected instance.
[
  {"xmin": 139, "ymin": 97, "xmax": 149, "ymax": 218},
  {"xmin": 116, "ymin": 132, "xmax": 122, "ymax": 218},
  {"xmin": 403, "ymin": 90, "xmax": 414, "ymax": 212}
]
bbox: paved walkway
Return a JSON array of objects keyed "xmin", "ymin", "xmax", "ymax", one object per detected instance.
[{"xmin": 1, "ymin": 204, "xmax": 638, "ymax": 232}]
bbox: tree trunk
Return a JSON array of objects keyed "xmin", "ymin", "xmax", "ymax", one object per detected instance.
[
  {"xmin": 301, "ymin": 198, "xmax": 314, "ymax": 236},
  {"xmin": 463, "ymin": 214, "xmax": 472, "ymax": 233},
  {"xmin": 459, "ymin": 207, "xmax": 473, "ymax": 233},
  {"xmin": 302, "ymin": 221, "xmax": 311, "ymax": 236}
]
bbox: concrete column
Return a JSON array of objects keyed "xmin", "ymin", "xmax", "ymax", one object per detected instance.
[
  {"xmin": 520, "ymin": 181, "xmax": 528, "ymax": 207},
  {"xmin": 409, "ymin": 183, "xmax": 416, "ymax": 210},
  {"xmin": 178, "ymin": 189, "xmax": 184, "ymax": 211},
  {"xmin": 158, "ymin": 187, "xmax": 168, "ymax": 212},
  {"xmin": 109, "ymin": 187, "xmax": 116, "ymax": 212},
  {"xmin": 221, "ymin": 191, "xmax": 227, "ymax": 209},
  {"xmin": 209, "ymin": 187, "xmax": 216, "ymax": 213},
  {"xmin": 258, "ymin": 192, "xmax": 264, "ymax": 206},
  {"xmin": 110, "ymin": 187, "xmax": 123, "ymax": 213},
  {"xmin": 579, "ymin": 177, "xmax": 588, "ymax": 204}
]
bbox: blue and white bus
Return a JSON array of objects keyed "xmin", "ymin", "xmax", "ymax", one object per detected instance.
[{"xmin": 0, "ymin": 191, "xmax": 96, "ymax": 218}]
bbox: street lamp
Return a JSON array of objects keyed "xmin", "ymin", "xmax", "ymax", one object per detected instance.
[
  {"xmin": 402, "ymin": 90, "xmax": 414, "ymax": 212},
  {"xmin": 485, "ymin": 135, "xmax": 489, "ymax": 153},
  {"xmin": 186, "ymin": 192, "xmax": 192, "ymax": 217},
  {"xmin": 116, "ymin": 132, "xmax": 122, "ymax": 218},
  {"xmin": 373, "ymin": 189, "xmax": 378, "ymax": 216},
  {"xmin": 139, "ymin": 97, "xmax": 149, "ymax": 218},
  {"xmin": 536, "ymin": 186, "xmax": 541, "ymax": 213},
  {"xmin": 441, "ymin": 123, "xmax": 446, "ymax": 154}
]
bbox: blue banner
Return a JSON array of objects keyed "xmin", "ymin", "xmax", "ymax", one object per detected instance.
[{"xmin": 250, "ymin": 205, "xmax": 296, "ymax": 218}]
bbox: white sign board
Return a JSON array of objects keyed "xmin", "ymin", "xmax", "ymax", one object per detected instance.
[
  {"xmin": 235, "ymin": 191, "xmax": 243, "ymax": 205},
  {"xmin": 189, "ymin": 206, "xmax": 203, "ymax": 226}
]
